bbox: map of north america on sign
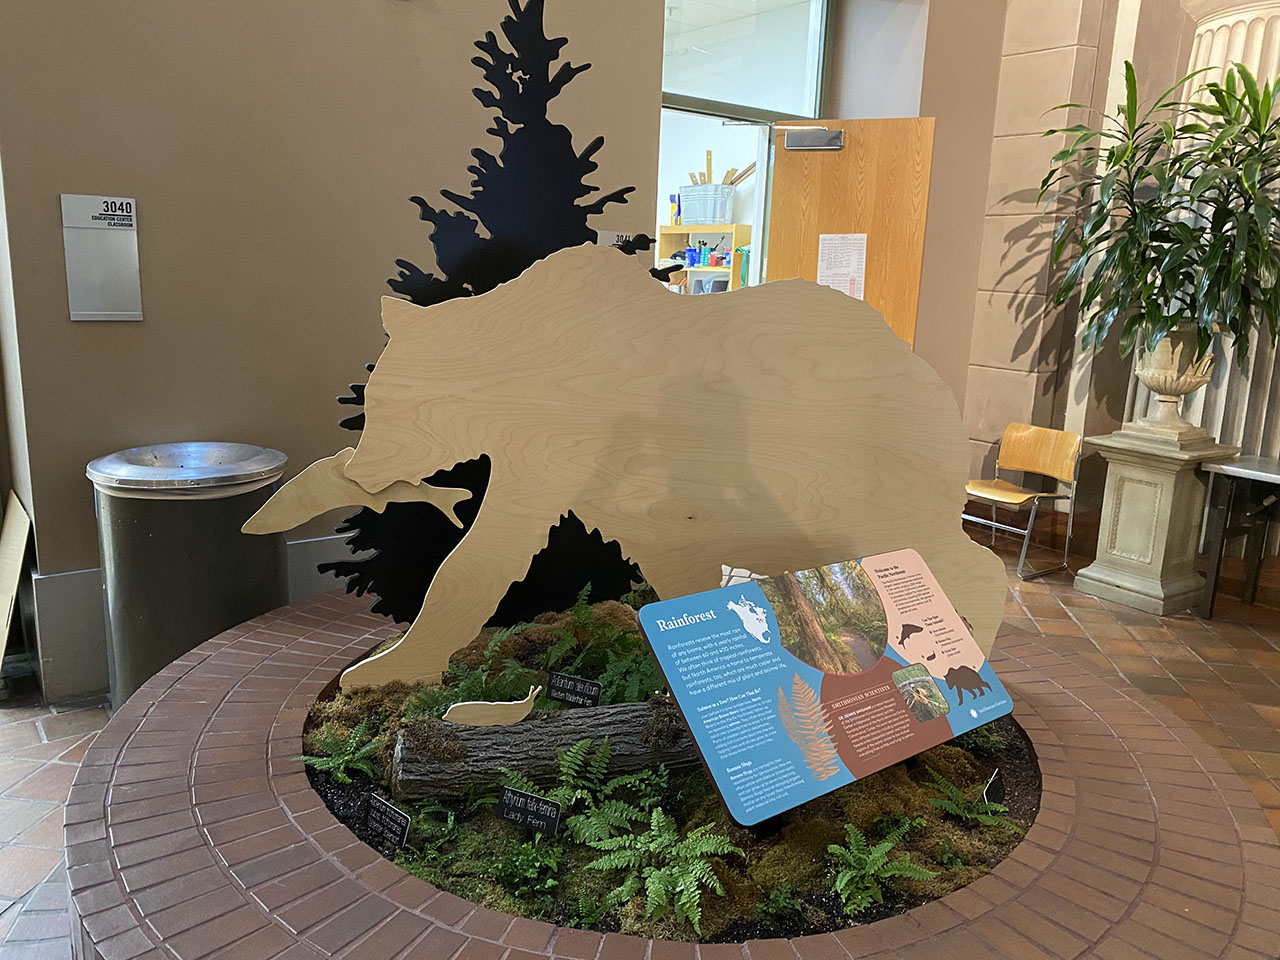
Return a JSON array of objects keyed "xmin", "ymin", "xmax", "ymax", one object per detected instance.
[{"xmin": 726, "ymin": 595, "xmax": 772, "ymax": 643}]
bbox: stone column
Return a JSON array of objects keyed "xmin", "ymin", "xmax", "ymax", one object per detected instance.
[
  {"xmin": 964, "ymin": 0, "xmax": 1106, "ymax": 477},
  {"xmin": 1074, "ymin": 0, "xmax": 1277, "ymax": 612}
]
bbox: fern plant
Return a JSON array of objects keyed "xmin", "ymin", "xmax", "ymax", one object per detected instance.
[
  {"xmin": 566, "ymin": 891, "xmax": 611, "ymax": 929},
  {"xmin": 543, "ymin": 584, "xmax": 664, "ymax": 705},
  {"xmin": 936, "ymin": 837, "xmax": 965, "ymax": 868},
  {"xmin": 301, "ymin": 718, "xmax": 386, "ymax": 784},
  {"xmin": 951, "ymin": 724, "xmax": 1007, "ymax": 757},
  {"xmin": 871, "ymin": 811, "xmax": 926, "ymax": 841},
  {"xmin": 596, "ymin": 648, "xmax": 665, "ymax": 705},
  {"xmin": 402, "ymin": 624, "xmax": 541, "ymax": 722},
  {"xmin": 827, "ymin": 823, "xmax": 937, "ymax": 917},
  {"xmin": 756, "ymin": 883, "xmax": 804, "ymax": 933},
  {"xmin": 501, "ymin": 737, "xmax": 610, "ymax": 812},
  {"xmin": 587, "ymin": 808, "xmax": 742, "ymax": 934},
  {"xmin": 500, "ymin": 738, "xmax": 667, "ymax": 844},
  {"xmin": 566, "ymin": 764, "xmax": 668, "ymax": 845},
  {"xmin": 925, "ymin": 767, "xmax": 1020, "ymax": 831},
  {"xmin": 493, "ymin": 837, "xmax": 563, "ymax": 902},
  {"xmin": 407, "ymin": 801, "xmax": 458, "ymax": 864}
]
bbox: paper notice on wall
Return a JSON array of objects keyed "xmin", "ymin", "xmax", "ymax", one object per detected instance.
[{"xmin": 816, "ymin": 233, "xmax": 866, "ymax": 300}]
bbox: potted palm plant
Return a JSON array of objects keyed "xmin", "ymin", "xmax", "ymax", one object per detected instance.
[{"xmin": 1041, "ymin": 61, "xmax": 1280, "ymax": 442}]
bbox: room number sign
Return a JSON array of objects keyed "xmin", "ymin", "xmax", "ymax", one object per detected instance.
[{"xmin": 60, "ymin": 193, "xmax": 143, "ymax": 322}]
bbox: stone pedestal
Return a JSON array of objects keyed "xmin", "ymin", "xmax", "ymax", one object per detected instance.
[{"xmin": 1074, "ymin": 428, "xmax": 1238, "ymax": 614}]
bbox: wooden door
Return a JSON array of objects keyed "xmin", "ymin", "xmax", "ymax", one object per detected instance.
[{"xmin": 766, "ymin": 118, "xmax": 934, "ymax": 346}]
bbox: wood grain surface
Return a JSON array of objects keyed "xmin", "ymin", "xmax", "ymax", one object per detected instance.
[
  {"xmin": 766, "ymin": 118, "xmax": 934, "ymax": 346},
  {"xmin": 441, "ymin": 685, "xmax": 541, "ymax": 726},
  {"xmin": 242, "ymin": 447, "xmax": 472, "ymax": 535},
  {"xmin": 395, "ymin": 698, "xmax": 701, "ymax": 800},
  {"xmin": 254, "ymin": 244, "xmax": 1004, "ymax": 689},
  {"xmin": 0, "ymin": 492, "xmax": 29, "ymax": 641}
]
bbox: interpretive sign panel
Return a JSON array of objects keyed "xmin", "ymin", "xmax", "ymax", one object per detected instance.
[
  {"xmin": 638, "ymin": 548, "xmax": 1012, "ymax": 825},
  {"xmin": 497, "ymin": 786, "xmax": 562, "ymax": 835}
]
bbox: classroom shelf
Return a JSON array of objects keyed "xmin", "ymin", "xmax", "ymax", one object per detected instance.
[{"xmin": 657, "ymin": 223, "xmax": 752, "ymax": 292}]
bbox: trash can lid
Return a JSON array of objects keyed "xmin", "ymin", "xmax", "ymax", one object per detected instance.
[{"xmin": 87, "ymin": 442, "xmax": 288, "ymax": 494}]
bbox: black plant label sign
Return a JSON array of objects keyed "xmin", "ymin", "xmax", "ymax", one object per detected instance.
[
  {"xmin": 365, "ymin": 794, "xmax": 411, "ymax": 850},
  {"xmin": 497, "ymin": 786, "xmax": 562, "ymax": 836},
  {"xmin": 547, "ymin": 671, "xmax": 602, "ymax": 708}
]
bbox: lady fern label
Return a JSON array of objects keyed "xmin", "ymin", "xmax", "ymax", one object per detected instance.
[{"xmin": 638, "ymin": 549, "xmax": 1012, "ymax": 825}]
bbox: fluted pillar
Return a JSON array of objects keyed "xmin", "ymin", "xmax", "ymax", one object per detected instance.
[{"xmin": 1150, "ymin": 1, "xmax": 1280, "ymax": 558}]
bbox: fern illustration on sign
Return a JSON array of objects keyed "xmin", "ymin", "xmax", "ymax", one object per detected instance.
[{"xmin": 777, "ymin": 674, "xmax": 841, "ymax": 780}]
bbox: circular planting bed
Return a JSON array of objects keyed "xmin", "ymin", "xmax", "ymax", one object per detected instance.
[
  {"xmin": 66, "ymin": 591, "xmax": 1280, "ymax": 960},
  {"xmin": 301, "ymin": 594, "xmax": 1043, "ymax": 943}
]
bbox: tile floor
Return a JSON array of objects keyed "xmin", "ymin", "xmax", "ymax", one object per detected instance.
[
  {"xmin": 0, "ymin": 545, "xmax": 1275, "ymax": 959},
  {"xmin": 996, "ymin": 543, "xmax": 1280, "ymax": 836},
  {"xmin": 0, "ymin": 697, "xmax": 109, "ymax": 960}
]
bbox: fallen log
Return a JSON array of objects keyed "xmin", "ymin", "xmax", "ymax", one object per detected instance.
[{"xmin": 392, "ymin": 697, "xmax": 700, "ymax": 801}]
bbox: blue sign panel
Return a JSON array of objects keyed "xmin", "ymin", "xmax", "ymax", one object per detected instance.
[{"xmin": 638, "ymin": 549, "xmax": 1012, "ymax": 825}]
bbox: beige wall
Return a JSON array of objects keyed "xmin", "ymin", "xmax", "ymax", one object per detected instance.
[
  {"xmin": 0, "ymin": 0, "xmax": 662, "ymax": 576},
  {"xmin": 915, "ymin": 0, "xmax": 1008, "ymax": 409},
  {"xmin": 825, "ymin": 0, "xmax": 931, "ymax": 120}
]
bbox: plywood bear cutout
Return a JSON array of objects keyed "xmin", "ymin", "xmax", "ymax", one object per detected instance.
[{"xmin": 245, "ymin": 245, "xmax": 1006, "ymax": 691}]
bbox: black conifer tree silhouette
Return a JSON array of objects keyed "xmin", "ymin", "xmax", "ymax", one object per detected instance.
[{"xmin": 319, "ymin": 0, "xmax": 653, "ymax": 625}]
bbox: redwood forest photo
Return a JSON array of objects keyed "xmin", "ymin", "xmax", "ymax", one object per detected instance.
[{"xmin": 758, "ymin": 562, "xmax": 888, "ymax": 675}]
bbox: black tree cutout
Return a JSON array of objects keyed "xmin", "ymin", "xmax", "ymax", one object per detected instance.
[{"xmin": 320, "ymin": 0, "xmax": 652, "ymax": 625}]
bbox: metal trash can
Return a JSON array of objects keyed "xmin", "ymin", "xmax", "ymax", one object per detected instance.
[{"xmin": 87, "ymin": 442, "xmax": 288, "ymax": 708}]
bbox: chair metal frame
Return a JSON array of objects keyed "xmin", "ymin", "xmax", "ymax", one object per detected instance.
[{"xmin": 961, "ymin": 433, "xmax": 1082, "ymax": 581}]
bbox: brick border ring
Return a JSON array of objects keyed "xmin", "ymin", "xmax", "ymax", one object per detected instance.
[{"xmin": 66, "ymin": 591, "xmax": 1280, "ymax": 960}]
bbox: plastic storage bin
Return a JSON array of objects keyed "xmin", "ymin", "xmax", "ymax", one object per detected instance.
[{"xmin": 678, "ymin": 184, "xmax": 735, "ymax": 225}]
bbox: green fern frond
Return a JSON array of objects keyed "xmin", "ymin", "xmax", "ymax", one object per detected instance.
[
  {"xmin": 301, "ymin": 718, "xmax": 387, "ymax": 784},
  {"xmin": 827, "ymin": 821, "xmax": 937, "ymax": 917},
  {"xmin": 643, "ymin": 868, "xmax": 671, "ymax": 919},
  {"xmin": 544, "ymin": 633, "xmax": 577, "ymax": 669},
  {"xmin": 925, "ymin": 766, "xmax": 1020, "ymax": 831},
  {"xmin": 880, "ymin": 858, "xmax": 939, "ymax": 881},
  {"xmin": 566, "ymin": 798, "xmax": 647, "ymax": 844},
  {"xmin": 498, "ymin": 768, "xmax": 538, "ymax": 794},
  {"xmin": 587, "ymin": 737, "xmax": 612, "ymax": 786},
  {"xmin": 585, "ymin": 806, "xmax": 739, "ymax": 934},
  {"xmin": 557, "ymin": 738, "xmax": 593, "ymax": 784}
]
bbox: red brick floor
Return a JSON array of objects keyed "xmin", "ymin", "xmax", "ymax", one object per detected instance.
[
  {"xmin": 3, "ymin": 544, "xmax": 1278, "ymax": 959},
  {"xmin": 995, "ymin": 542, "xmax": 1280, "ymax": 838}
]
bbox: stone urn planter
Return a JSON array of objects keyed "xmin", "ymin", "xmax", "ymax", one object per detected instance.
[{"xmin": 1125, "ymin": 326, "xmax": 1217, "ymax": 445}]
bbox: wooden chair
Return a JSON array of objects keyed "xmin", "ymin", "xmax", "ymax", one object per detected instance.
[{"xmin": 962, "ymin": 423, "xmax": 1082, "ymax": 581}]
